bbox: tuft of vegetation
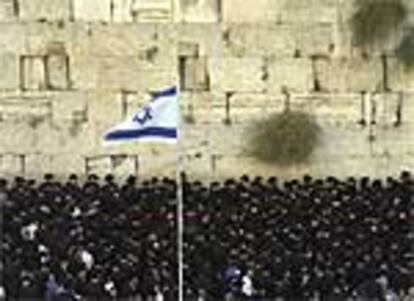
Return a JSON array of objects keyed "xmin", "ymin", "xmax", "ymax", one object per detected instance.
[
  {"xmin": 396, "ymin": 29, "xmax": 414, "ymax": 70},
  {"xmin": 351, "ymin": 0, "xmax": 407, "ymax": 49},
  {"xmin": 246, "ymin": 111, "xmax": 321, "ymax": 166}
]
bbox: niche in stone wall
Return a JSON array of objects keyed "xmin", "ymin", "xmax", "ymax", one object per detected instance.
[
  {"xmin": 20, "ymin": 55, "xmax": 47, "ymax": 91},
  {"xmin": 20, "ymin": 44, "xmax": 71, "ymax": 91},
  {"xmin": 179, "ymin": 56, "xmax": 209, "ymax": 92},
  {"xmin": 45, "ymin": 44, "xmax": 71, "ymax": 90}
]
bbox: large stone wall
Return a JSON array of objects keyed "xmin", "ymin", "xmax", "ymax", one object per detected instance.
[{"xmin": 0, "ymin": 0, "xmax": 413, "ymax": 180}]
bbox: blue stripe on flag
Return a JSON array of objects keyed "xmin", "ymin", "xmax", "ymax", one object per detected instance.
[
  {"xmin": 105, "ymin": 127, "xmax": 177, "ymax": 140},
  {"xmin": 151, "ymin": 86, "xmax": 177, "ymax": 99}
]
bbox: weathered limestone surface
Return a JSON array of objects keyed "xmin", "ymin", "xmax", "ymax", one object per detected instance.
[
  {"xmin": 0, "ymin": 53, "xmax": 19, "ymax": 90},
  {"xmin": 19, "ymin": 0, "xmax": 71, "ymax": 21},
  {"xmin": 0, "ymin": 0, "xmax": 15, "ymax": 21},
  {"xmin": 0, "ymin": 0, "xmax": 414, "ymax": 180}
]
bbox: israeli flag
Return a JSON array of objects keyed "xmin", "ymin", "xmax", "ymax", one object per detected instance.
[{"xmin": 104, "ymin": 86, "xmax": 177, "ymax": 143}]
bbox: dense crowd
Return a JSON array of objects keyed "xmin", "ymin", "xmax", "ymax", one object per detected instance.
[
  {"xmin": 1, "ymin": 172, "xmax": 413, "ymax": 301},
  {"xmin": 1, "ymin": 174, "xmax": 177, "ymax": 300},
  {"xmin": 184, "ymin": 172, "xmax": 414, "ymax": 301}
]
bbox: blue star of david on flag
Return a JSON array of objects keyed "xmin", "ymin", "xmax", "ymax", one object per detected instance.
[{"xmin": 103, "ymin": 86, "xmax": 177, "ymax": 143}]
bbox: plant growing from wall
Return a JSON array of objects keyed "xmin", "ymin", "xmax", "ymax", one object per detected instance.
[
  {"xmin": 350, "ymin": 0, "xmax": 407, "ymax": 49},
  {"xmin": 246, "ymin": 110, "xmax": 321, "ymax": 165},
  {"xmin": 396, "ymin": 29, "xmax": 414, "ymax": 70}
]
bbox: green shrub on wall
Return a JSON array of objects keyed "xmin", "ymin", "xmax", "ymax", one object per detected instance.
[
  {"xmin": 247, "ymin": 111, "xmax": 321, "ymax": 166},
  {"xmin": 351, "ymin": 0, "xmax": 407, "ymax": 49},
  {"xmin": 396, "ymin": 29, "xmax": 414, "ymax": 70}
]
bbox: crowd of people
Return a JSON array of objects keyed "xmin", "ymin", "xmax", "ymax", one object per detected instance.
[
  {"xmin": 1, "ymin": 172, "xmax": 413, "ymax": 301},
  {"xmin": 1, "ymin": 174, "xmax": 177, "ymax": 300},
  {"xmin": 184, "ymin": 172, "xmax": 414, "ymax": 301}
]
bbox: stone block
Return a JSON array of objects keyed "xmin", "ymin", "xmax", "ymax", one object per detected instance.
[
  {"xmin": 111, "ymin": 155, "xmax": 139, "ymax": 178},
  {"xmin": 21, "ymin": 56, "xmax": 47, "ymax": 91},
  {"xmin": 87, "ymin": 90, "xmax": 122, "ymax": 127},
  {"xmin": 222, "ymin": 24, "xmax": 296, "ymax": 58},
  {"xmin": 0, "ymin": 121, "xmax": 37, "ymax": 153},
  {"xmin": 293, "ymin": 23, "xmax": 334, "ymax": 57},
  {"xmin": 337, "ymin": 0, "xmax": 357, "ymax": 23},
  {"xmin": 179, "ymin": 56, "xmax": 209, "ymax": 92},
  {"xmin": 19, "ymin": 0, "xmax": 71, "ymax": 21},
  {"xmin": 88, "ymin": 56, "xmax": 175, "ymax": 91},
  {"xmin": 73, "ymin": 0, "xmax": 111, "ymax": 21},
  {"xmin": 20, "ymin": 24, "xmax": 76, "ymax": 56},
  {"xmin": 178, "ymin": 24, "xmax": 221, "ymax": 56},
  {"xmin": 266, "ymin": 58, "xmax": 314, "ymax": 93},
  {"xmin": 371, "ymin": 92, "xmax": 403, "ymax": 128},
  {"xmin": 85, "ymin": 155, "xmax": 112, "ymax": 175},
  {"xmin": 84, "ymin": 24, "xmax": 174, "ymax": 58},
  {"xmin": 290, "ymin": 93, "xmax": 361, "ymax": 124},
  {"xmin": 221, "ymin": 0, "xmax": 281, "ymax": 23},
  {"xmin": 209, "ymin": 57, "xmax": 266, "ymax": 93},
  {"xmin": 183, "ymin": 153, "xmax": 212, "ymax": 180},
  {"xmin": 0, "ymin": 53, "xmax": 19, "ymax": 90},
  {"xmin": 331, "ymin": 21, "xmax": 353, "ymax": 58},
  {"xmin": 138, "ymin": 152, "xmax": 177, "ymax": 178},
  {"xmin": 112, "ymin": 0, "xmax": 134, "ymax": 22},
  {"xmin": 229, "ymin": 93, "xmax": 284, "ymax": 123},
  {"xmin": 388, "ymin": 58, "xmax": 414, "ymax": 92},
  {"xmin": 70, "ymin": 54, "xmax": 100, "ymax": 91},
  {"xmin": 0, "ymin": 92, "xmax": 52, "ymax": 123},
  {"xmin": 208, "ymin": 124, "xmax": 246, "ymax": 156},
  {"xmin": 179, "ymin": 0, "xmax": 219, "ymax": 23},
  {"xmin": 25, "ymin": 153, "xmax": 84, "ymax": 178},
  {"xmin": 315, "ymin": 57, "xmax": 383, "ymax": 93},
  {"xmin": 85, "ymin": 154, "xmax": 139, "ymax": 177},
  {"xmin": 46, "ymin": 54, "xmax": 70, "ymax": 90},
  {"xmin": 279, "ymin": 0, "xmax": 338, "ymax": 24},
  {"xmin": 50, "ymin": 91, "xmax": 88, "ymax": 121},
  {"xmin": 404, "ymin": 0, "xmax": 414, "ymax": 24},
  {"xmin": 180, "ymin": 91, "xmax": 226, "ymax": 124},
  {"xmin": 179, "ymin": 92, "xmax": 208, "ymax": 124},
  {"xmin": 97, "ymin": 56, "xmax": 141, "ymax": 91},
  {"xmin": 130, "ymin": 0, "xmax": 172, "ymax": 22},
  {"xmin": 0, "ymin": 154, "xmax": 24, "ymax": 177},
  {"xmin": 180, "ymin": 124, "xmax": 210, "ymax": 152},
  {"xmin": 178, "ymin": 41, "xmax": 199, "ymax": 57},
  {"xmin": 0, "ymin": 24, "xmax": 25, "ymax": 53},
  {"xmin": 0, "ymin": 0, "xmax": 16, "ymax": 21}
]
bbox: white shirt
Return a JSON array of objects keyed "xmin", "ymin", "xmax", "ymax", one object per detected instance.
[
  {"xmin": 21, "ymin": 223, "xmax": 38, "ymax": 241},
  {"xmin": 80, "ymin": 250, "xmax": 94, "ymax": 270},
  {"xmin": 242, "ymin": 275, "xmax": 253, "ymax": 296},
  {"xmin": 155, "ymin": 290, "xmax": 164, "ymax": 301}
]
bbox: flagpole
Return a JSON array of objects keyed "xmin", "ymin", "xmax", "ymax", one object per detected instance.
[
  {"xmin": 176, "ymin": 79, "xmax": 184, "ymax": 301},
  {"xmin": 176, "ymin": 151, "xmax": 184, "ymax": 301}
]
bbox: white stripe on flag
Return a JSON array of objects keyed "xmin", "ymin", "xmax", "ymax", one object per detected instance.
[{"xmin": 103, "ymin": 86, "xmax": 178, "ymax": 143}]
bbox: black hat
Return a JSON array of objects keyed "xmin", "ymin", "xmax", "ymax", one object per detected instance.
[
  {"xmin": 126, "ymin": 175, "xmax": 137, "ymax": 185},
  {"xmin": 105, "ymin": 174, "xmax": 114, "ymax": 183},
  {"xmin": 400, "ymin": 170, "xmax": 411, "ymax": 181},
  {"xmin": 44, "ymin": 173, "xmax": 54, "ymax": 181},
  {"xmin": 88, "ymin": 174, "xmax": 99, "ymax": 181},
  {"xmin": 69, "ymin": 174, "xmax": 78, "ymax": 181},
  {"xmin": 240, "ymin": 174, "xmax": 250, "ymax": 182}
]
